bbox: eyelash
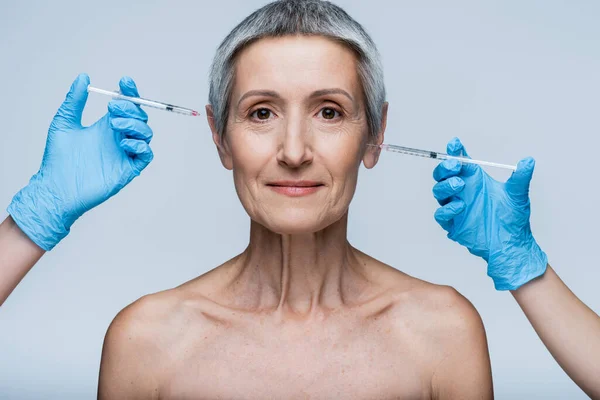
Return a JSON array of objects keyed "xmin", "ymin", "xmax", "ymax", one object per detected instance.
[{"xmin": 248, "ymin": 106, "xmax": 343, "ymax": 124}]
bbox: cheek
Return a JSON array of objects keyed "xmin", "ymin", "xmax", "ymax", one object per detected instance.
[
  {"xmin": 228, "ymin": 133, "xmax": 277, "ymax": 209},
  {"xmin": 229, "ymin": 132, "xmax": 275, "ymax": 173},
  {"xmin": 316, "ymin": 133, "xmax": 364, "ymax": 177},
  {"xmin": 315, "ymin": 140, "xmax": 363, "ymax": 205}
]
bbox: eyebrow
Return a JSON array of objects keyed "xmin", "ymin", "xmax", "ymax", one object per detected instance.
[{"xmin": 236, "ymin": 88, "xmax": 355, "ymax": 108}]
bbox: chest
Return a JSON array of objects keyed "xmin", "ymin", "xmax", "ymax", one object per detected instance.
[{"xmin": 159, "ymin": 328, "xmax": 432, "ymax": 399}]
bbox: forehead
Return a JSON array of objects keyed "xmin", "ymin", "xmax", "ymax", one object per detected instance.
[{"xmin": 232, "ymin": 35, "xmax": 361, "ymax": 97}]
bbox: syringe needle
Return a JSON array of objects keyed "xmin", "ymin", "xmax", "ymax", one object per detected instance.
[
  {"xmin": 368, "ymin": 143, "xmax": 517, "ymax": 171},
  {"xmin": 87, "ymin": 85, "xmax": 200, "ymax": 117}
]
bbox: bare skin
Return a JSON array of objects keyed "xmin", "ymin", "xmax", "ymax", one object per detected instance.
[
  {"xmin": 0, "ymin": 215, "xmax": 45, "ymax": 306},
  {"xmin": 98, "ymin": 35, "xmax": 492, "ymax": 399},
  {"xmin": 98, "ymin": 218, "xmax": 491, "ymax": 400},
  {"xmin": 512, "ymin": 266, "xmax": 600, "ymax": 399},
  {"xmin": 0, "ymin": 32, "xmax": 596, "ymax": 400}
]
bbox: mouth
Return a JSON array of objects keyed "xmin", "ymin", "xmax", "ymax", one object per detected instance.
[{"xmin": 266, "ymin": 181, "xmax": 325, "ymax": 197}]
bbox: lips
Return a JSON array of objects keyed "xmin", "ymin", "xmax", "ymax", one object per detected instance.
[{"xmin": 267, "ymin": 181, "xmax": 324, "ymax": 197}]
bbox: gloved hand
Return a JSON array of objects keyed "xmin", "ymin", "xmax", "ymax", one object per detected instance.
[
  {"xmin": 432, "ymin": 137, "xmax": 547, "ymax": 290},
  {"xmin": 7, "ymin": 73, "xmax": 154, "ymax": 251}
]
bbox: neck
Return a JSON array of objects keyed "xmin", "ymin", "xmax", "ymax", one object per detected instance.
[{"xmin": 230, "ymin": 212, "xmax": 371, "ymax": 318}]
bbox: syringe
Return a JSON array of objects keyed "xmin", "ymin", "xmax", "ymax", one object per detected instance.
[
  {"xmin": 368, "ymin": 143, "xmax": 517, "ymax": 171},
  {"xmin": 87, "ymin": 86, "xmax": 200, "ymax": 117}
]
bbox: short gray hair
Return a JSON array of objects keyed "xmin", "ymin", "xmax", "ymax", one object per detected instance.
[{"xmin": 208, "ymin": 0, "xmax": 386, "ymax": 140}]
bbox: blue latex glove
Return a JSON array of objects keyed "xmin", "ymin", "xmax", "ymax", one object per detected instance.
[
  {"xmin": 432, "ymin": 137, "xmax": 547, "ymax": 290},
  {"xmin": 7, "ymin": 73, "xmax": 154, "ymax": 251}
]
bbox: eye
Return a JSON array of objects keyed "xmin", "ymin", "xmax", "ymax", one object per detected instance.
[
  {"xmin": 248, "ymin": 106, "xmax": 342, "ymax": 123},
  {"xmin": 250, "ymin": 108, "xmax": 273, "ymax": 122},
  {"xmin": 319, "ymin": 107, "xmax": 341, "ymax": 120}
]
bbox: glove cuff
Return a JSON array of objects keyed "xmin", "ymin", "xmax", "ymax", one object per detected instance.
[
  {"xmin": 7, "ymin": 178, "xmax": 70, "ymax": 251},
  {"xmin": 490, "ymin": 240, "xmax": 548, "ymax": 291}
]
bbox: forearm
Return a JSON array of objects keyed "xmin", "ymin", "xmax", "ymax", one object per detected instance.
[
  {"xmin": 0, "ymin": 215, "xmax": 45, "ymax": 306},
  {"xmin": 512, "ymin": 264, "xmax": 600, "ymax": 399}
]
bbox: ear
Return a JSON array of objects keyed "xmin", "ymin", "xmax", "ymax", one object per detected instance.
[
  {"xmin": 363, "ymin": 102, "xmax": 388, "ymax": 169},
  {"xmin": 206, "ymin": 104, "xmax": 233, "ymax": 170}
]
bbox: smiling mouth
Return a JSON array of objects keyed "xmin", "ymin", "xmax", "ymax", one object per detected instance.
[{"xmin": 267, "ymin": 181, "xmax": 324, "ymax": 197}]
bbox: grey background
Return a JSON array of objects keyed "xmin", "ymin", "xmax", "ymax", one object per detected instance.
[{"xmin": 1, "ymin": 0, "xmax": 598, "ymax": 398}]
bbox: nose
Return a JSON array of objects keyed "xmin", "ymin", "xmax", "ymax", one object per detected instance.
[{"xmin": 276, "ymin": 118, "xmax": 313, "ymax": 168}]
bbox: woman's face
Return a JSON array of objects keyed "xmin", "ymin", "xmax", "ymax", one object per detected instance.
[{"xmin": 208, "ymin": 35, "xmax": 387, "ymax": 234}]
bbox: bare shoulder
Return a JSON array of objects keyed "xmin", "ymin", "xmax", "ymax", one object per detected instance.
[
  {"xmin": 102, "ymin": 288, "xmax": 193, "ymax": 350},
  {"xmin": 392, "ymin": 276, "xmax": 492, "ymax": 398},
  {"xmin": 398, "ymin": 279, "xmax": 484, "ymax": 334},
  {"xmin": 361, "ymin": 258, "xmax": 493, "ymax": 399},
  {"xmin": 98, "ymin": 291, "xmax": 176, "ymax": 399},
  {"xmin": 97, "ymin": 286, "xmax": 218, "ymax": 399},
  {"xmin": 358, "ymin": 253, "xmax": 484, "ymax": 332},
  {"xmin": 401, "ymin": 281, "xmax": 490, "ymax": 366},
  {"xmin": 413, "ymin": 283, "xmax": 493, "ymax": 399}
]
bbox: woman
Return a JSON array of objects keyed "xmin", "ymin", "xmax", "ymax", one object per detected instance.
[
  {"xmin": 2, "ymin": 0, "xmax": 493, "ymax": 398},
  {"xmin": 2, "ymin": 0, "xmax": 597, "ymax": 398}
]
